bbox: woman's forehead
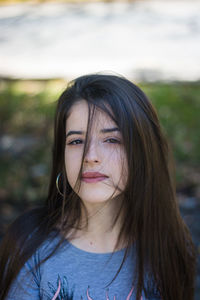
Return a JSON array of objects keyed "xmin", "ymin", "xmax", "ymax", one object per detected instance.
[{"xmin": 66, "ymin": 100, "xmax": 116, "ymax": 131}]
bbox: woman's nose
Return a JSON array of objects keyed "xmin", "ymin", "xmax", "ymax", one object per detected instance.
[{"xmin": 84, "ymin": 141, "xmax": 100, "ymax": 164}]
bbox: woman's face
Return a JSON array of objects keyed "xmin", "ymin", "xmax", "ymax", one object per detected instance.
[{"xmin": 65, "ymin": 100, "xmax": 128, "ymax": 205}]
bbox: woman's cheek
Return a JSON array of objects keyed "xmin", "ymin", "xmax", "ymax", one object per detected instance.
[
  {"xmin": 65, "ymin": 152, "xmax": 82, "ymax": 184},
  {"xmin": 103, "ymin": 146, "xmax": 121, "ymax": 162}
]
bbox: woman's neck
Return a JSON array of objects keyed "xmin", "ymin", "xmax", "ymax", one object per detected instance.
[{"xmin": 67, "ymin": 196, "xmax": 125, "ymax": 253}]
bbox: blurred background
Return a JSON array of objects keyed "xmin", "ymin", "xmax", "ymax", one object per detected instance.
[{"xmin": 0, "ymin": 0, "xmax": 199, "ymax": 298}]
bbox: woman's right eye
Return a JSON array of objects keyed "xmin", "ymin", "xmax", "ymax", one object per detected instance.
[{"xmin": 67, "ymin": 139, "xmax": 83, "ymax": 145}]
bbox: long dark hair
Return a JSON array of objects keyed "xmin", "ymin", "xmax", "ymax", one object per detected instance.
[{"xmin": 0, "ymin": 74, "xmax": 197, "ymax": 300}]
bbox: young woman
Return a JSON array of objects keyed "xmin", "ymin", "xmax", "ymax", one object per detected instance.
[{"xmin": 0, "ymin": 74, "xmax": 197, "ymax": 300}]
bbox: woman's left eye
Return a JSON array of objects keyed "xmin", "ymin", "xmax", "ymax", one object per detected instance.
[
  {"xmin": 67, "ymin": 139, "xmax": 83, "ymax": 145},
  {"xmin": 105, "ymin": 138, "xmax": 121, "ymax": 144}
]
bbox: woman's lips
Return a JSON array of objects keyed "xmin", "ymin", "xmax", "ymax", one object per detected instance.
[{"xmin": 81, "ymin": 172, "xmax": 108, "ymax": 183}]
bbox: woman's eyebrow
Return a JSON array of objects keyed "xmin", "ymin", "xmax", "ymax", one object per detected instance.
[
  {"xmin": 66, "ymin": 127, "xmax": 119, "ymax": 138},
  {"xmin": 66, "ymin": 130, "xmax": 84, "ymax": 138},
  {"xmin": 101, "ymin": 127, "xmax": 119, "ymax": 133}
]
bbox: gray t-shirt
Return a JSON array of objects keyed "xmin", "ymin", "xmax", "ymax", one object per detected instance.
[{"xmin": 7, "ymin": 235, "xmax": 161, "ymax": 300}]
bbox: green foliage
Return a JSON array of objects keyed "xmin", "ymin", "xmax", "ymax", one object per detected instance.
[
  {"xmin": 141, "ymin": 83, "xmax": 200, "ymax": 166},
  {"xmin": 0, "ymin": 80, "xmax": 58, "ymax": 134},
  {"xmin": 0, "ymin": 80, "xmax": 61, "ymax": 207}
]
